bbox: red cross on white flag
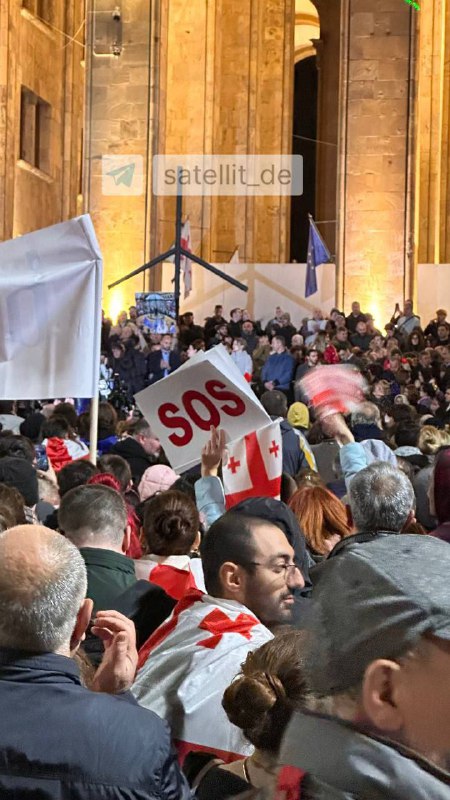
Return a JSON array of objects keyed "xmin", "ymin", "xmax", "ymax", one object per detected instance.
[{"xmin": 223, "ymin": 419, "xmax": 283, "ymax": 509}]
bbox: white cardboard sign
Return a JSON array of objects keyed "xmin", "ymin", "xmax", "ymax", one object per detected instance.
[{"xmin": 135, "ymin": 345, "xmax": 270, "ymax": 472}]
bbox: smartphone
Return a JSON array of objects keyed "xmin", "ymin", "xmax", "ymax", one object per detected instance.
[{"xmin": 34, "ymin": 444, "xmax": 49, "ymax": 471}]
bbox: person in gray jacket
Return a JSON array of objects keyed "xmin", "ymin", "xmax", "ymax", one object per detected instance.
[{"xmin": 281, "ymin": 535, "xmax": 450, "ymax": 799}]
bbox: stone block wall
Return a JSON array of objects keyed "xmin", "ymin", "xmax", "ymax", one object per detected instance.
[
  {"xmin": 84, "ymin": 0, "xmax": 152, "ymax": 318},
  {"xmin": 0, "ymin": 0, "xmax": 84, "ymax": 242},
  {"xmin": 339, "ymin": 0, "xmax": 414, "ymax": 323}
]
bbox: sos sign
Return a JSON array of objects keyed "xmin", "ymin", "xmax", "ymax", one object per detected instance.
[
  {"xmin": 158, "ymin": 380, "xmax": 246, "ymax": 447},
  {"xmin": 136, "ymin": 357, "xmax": 270, "ymax": 471}
]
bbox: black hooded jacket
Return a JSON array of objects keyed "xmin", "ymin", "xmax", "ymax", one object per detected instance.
[{"xmin": 111, "ymin": 437, "xmax": 157, "ymax": 485}]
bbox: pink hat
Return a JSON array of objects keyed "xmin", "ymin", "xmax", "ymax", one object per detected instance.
[{"xmin": 138, "ymin": 464, "xmax": 178, "ymax": 501}]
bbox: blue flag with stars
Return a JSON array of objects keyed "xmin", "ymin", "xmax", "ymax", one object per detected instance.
[{"xmin": 305, "ymin": 216, "xmax": 331, "ymax": 298}]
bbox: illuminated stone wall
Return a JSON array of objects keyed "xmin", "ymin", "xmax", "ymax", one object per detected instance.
[
  {"xmin": 415, "ymin": 0, "xmax": 450, "ymax": 266},
  {"xmin": 0, "ymin": 0, "xmax": 84, "ymax": 242},
  {"xmin": 339, "ymin": 0, "xmax": 414, "ymax": 324},
  {"xmin": 150, "ymin": 0, "xmax": 295, "ymax": 277},
  {"xmin": 83, "ymin": 0, "xmax": 152, "ymax": 320}
]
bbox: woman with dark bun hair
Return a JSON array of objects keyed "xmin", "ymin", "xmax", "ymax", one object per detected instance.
[
  {"xmin": 135, "ymin": 490, "xmax": 205, "ymax": 596},
  {"xmin": 184, "ymin": 630, "xmax": 307, "ymax": 798}
]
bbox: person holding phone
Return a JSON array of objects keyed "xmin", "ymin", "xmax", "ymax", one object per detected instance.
[{"xmin": 391, "ymin": 299, "xmax": 421, "ymax": 343}]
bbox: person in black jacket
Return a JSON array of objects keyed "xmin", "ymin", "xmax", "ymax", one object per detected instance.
[
  {"xmin": 109, "ymin": 338, "xmax": 148, "ymax": 400},
  {"xmin": 0, "ymin": 524, "xmax": 192, "ymax": 800},
  {"xmin": 111, "ymin": 417, "xmax": 162, "ymax": 484},
  {"xmin": 147, "ymin": 334, "xmax": 181, "ymax": 385}
]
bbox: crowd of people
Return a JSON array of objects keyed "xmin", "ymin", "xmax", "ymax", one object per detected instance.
[
  {"xmin": 102, "ymin": 300, "xmax": 450, "ymax": 417},
  {"xmin": 0, "ymin": 296, "xmax": 449, "ymax": 798}
]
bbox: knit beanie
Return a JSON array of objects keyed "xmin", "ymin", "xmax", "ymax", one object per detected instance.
[{"xmin": 138, "ymin": 464, "xmax": 178, "ymax": 501}]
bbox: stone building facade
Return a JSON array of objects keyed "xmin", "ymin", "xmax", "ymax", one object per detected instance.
[
  {"xmin": 1, "ymin": 1, "xmax": 449, "ymax": 323},
  {"xmin": 0, "ymin": 0, "xmax": 84, "ymax": 241}
]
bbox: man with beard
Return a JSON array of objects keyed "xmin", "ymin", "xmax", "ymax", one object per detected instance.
[{"xmin": 132, "ymin": 513, "xmax": 304, "ymax": 760}]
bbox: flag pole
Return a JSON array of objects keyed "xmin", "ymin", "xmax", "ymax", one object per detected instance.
[
  {"xmin": 89, "ymin": 393, "xmax": 99, "ymax": 465},
  {"xmin": 174, "ymin": 168, "xmax": 183, "ymax": 321},
  {"xmin": 107, "ymin": 166, "xmax": 248, "ymax": 294}
]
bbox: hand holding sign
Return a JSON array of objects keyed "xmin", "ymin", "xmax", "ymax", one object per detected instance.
[
  {"xmin": 201, "ymin": 427, "xmax": 227, "ymax": 477},
  {"xmin": 135, "ymin": 345, "xmax": 270, "ymax": 472}
]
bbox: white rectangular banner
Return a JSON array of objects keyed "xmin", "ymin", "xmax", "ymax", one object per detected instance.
[
  {"xmin": 0, "ymin": 215, "xmax": 103, "ymax": 399},
  {"xmin": 135, "ymin": 344, "xmax": 270, "ymax": 472}
]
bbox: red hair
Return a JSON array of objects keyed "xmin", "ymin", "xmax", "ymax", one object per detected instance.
[
  {"xmin": 289, "ymin": 485, "xmax": 351, "ymax": 555},
  {"xmin": 87, "ymin": 472, "xmax": 142, "ymax": 558},
  {"xmin": 87, "ymin": 473, "xmax": 121, "ymax": 492}
]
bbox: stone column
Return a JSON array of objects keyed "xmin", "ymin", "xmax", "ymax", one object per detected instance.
[
  {"xmin": 149, "ymin": 0, "xmax": 295, "ymax": 273},
  {"xmin": 84, "ymin": 0, "xmax": 152, "ymax": 316},
  {"xmin": 415, "ymin": 0, "xmax": 450, "ymax": 265},
  {"xmin": 314, "ymin": 0, "xmax": 342, "ymax": 260},
  {"xmin": 339, "ymin": 0, "xmax": 414, "ymax": 324}
]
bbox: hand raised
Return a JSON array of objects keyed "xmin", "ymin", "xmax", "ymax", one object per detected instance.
[
  {"xmin": 91, "ymin": 610, "xmax": 138, "ymax": 695},
  {"xmin": 201, "ymin": 426, "xmax": 227, "ymax": 477}
]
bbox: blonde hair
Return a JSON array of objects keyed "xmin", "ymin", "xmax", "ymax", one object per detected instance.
[{"xmin": 418, "ymin": 425, "xmax": 450, "ymax": 455}]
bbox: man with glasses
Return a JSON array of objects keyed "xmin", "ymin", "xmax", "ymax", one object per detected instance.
[{"xmin": 132, "ymin": 513, "xmax": 304, "ymax": 759}]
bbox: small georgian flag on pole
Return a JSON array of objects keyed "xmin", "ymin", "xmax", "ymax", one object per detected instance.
[{"xmin": 223, "ymin": 419, "xmax": 283, "ymax": 509}]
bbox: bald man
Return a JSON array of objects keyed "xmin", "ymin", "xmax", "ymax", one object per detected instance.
[{"xmin": 0, "ymin": 525, "xmax": 191, "ymax": 799}]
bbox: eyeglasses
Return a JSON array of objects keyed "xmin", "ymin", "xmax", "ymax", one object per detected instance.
[{"xmin": 246, "ymin": 561, "xmax": 303, "ymax": 581}]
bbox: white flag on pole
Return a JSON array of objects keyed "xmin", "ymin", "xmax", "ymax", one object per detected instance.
[
  {"xmin": 0, "ymin": 215, "xmax": 103, "ymax": 399},
  {"xmin": 181, "ymin": 220, "xmax": 192, "ymax": 298}
]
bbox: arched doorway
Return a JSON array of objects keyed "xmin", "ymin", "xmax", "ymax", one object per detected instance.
[{"xmin": 290, "ymin": 0, "xmax": 320, "ymax": 262}]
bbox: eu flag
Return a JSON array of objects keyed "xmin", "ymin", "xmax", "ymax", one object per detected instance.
[{"xmin": 305, "ymin": 216, "xmax": 331, "ymax": 298}]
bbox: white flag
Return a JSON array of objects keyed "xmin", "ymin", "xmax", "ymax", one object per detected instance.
[
  {"xmin": 223, "ymin": 419, "xmax": 283, "ymax": 508},
  {"xmin": 0, "ymin": 215, "xmax": 102, "ymax": 399},
  {"xmin": 180, "ymin": 220, "xmax": 192, "ymax": 298}
]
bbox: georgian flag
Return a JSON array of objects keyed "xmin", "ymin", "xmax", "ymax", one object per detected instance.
[
  {"xmin": 134, "ymin": 554, "xmax": 206, "ymax": 599},
  {"xmin": 299, "ymin": 364, "xmax": 367, "ymax": 418},
  {"xmin": 132, "ymin": 592, "xmax": 273, "ymax": 761},
  {"xmin": 223, "ymin": 419, "xmax": 283, "ymax": 509}
]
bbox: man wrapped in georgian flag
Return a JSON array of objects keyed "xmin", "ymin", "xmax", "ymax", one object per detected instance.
[{"xmin": 132, "ymin": 589, "xmax": 273, "ymax": 761}]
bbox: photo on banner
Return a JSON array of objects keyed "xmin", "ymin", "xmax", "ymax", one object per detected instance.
[{"xmin": 135, "ymin": 292, "xmax": 177, "ymax": 335}]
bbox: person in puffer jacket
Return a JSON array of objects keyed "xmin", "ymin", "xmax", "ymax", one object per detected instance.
[{"xmin": 0, "ymin": 524, "xmax": 193, "ymax": 800}]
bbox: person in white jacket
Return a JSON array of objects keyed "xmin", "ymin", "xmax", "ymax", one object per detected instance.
[{"xmin": 231, "ymin": 337, "xmax": 253, "ymax": 379}]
